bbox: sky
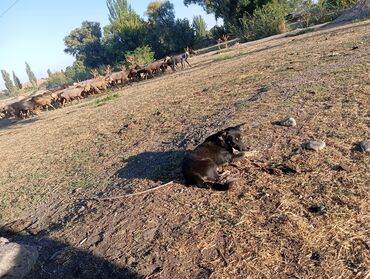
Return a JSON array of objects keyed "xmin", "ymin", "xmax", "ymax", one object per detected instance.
[{"xmin": 0, "ymin": 0, "xmax": 219, "ymax": 90}]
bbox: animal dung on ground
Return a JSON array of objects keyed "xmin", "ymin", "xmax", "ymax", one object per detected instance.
[
  {"xmin": 272, "ymin": 117, "xmax": 297, "ymax": 127},
  {"xmin": 302, "ymin": 140, "xmax": 326, "ymax": 151},
  {"xmin": 358, "ymin": 139, "xmax": 370, "ymax": 152}
]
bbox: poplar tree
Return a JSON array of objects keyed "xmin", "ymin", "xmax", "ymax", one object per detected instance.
[
  {"xmin": 25, "ymin": 61, "xmax": 37, "ymax": 87},
  {"xmin": 1, "ymin": 70, "xmax": 16, "ymax": 95},
  {"xmin": 12, "ymin": 71, "xmax": 22, "ymax": 89}
]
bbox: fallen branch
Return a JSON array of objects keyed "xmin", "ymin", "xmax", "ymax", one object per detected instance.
[{"xmin": 80, "ymin": 181, "xmax": 174, "ymax": 201}]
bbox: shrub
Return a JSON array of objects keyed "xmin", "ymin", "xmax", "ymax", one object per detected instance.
[
  {"xmin": 240, "ymin": 1, "xmax": 290, "ymax": 40},
  {"xmin": 125, "ymin": 45, "xmax": 154, "ymax": 66},
  {"xmin": 65, "ymin": 60, "xmax": 91, "ymax": 82},
  {"xmin": 47, "ymin": 71, "xmax": 73, "ymax": 89}
]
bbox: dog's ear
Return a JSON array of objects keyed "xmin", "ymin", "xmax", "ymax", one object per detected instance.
[{"xmin": 218, "ymin": 131, "xmax": 229, "ymax": 148}]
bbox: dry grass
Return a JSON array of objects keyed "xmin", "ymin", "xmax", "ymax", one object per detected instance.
[{"xmin": 0, "ymin": 20, "xmax": 369, "ymax": 278}]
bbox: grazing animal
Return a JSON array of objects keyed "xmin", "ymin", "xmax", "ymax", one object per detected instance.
[
  {"xmin": 107, "ymin": 66, "xmax": 130, "ymax": 87},
  {"xmin": 31, "ymin": 92, "xmax": 56, "ymax": 111},
  {"xmin": 182, "ymin": 124, "xmax": 248, "ymax": 191},
  {"xmin": 59, "ymin": 87, "xmax": 85, "ymax": 107},
  {"xmin": 143, "ymin": 60, "xmax": 167, "ymax": 79},
  {"xmin": 166, "ymin": 48, "xmax": 192, "ymax": 71},
  {"xmin": 8, "ymin": 98, "xmax": 38, "ymax": 119}
]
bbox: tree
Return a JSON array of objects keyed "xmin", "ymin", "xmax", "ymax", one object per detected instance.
[
  {"xmin": 184, "ymin": 0, "xmax": 273, "ymax": 30},
  {"xmin": 103, "ymin": 0, "xmax": 146, "ymax": 65},
  {"xmin": 12, "ymin": 71, "xmax": 22, "ymax": 89},
  {"xmin": 64, "ymin": 21, "xmax": 105, "ymax": 68},
  {"xmin": 146, "ymin": 1, "xmax": 164, "ymax": 19},
  {"xmin": 65, "ymin": 60, "xmax": 91, "ymax": 82},
  {"xmin": 47, "ymin": 69, "xmax": 52, "ymax": 77},
  {"xmin": 25, "ymin": 62, "xmax": 37, "ymax": 87},
  {"xmin": 144, "ymin": 1, "xmax": 194, "ymax": 57},
  {"xmin": 125, "ymin": 45, "xmax": 155, "ymax": 66},
  {"xmin": 146, "ymin": 1, "xmax": 175, "ymax": 25},
  {"xmin": 107, "ymin": 0, "xmax": 128, "ymax": 22},
  {"xmin": 193, "ymin": 15, "xmax": 208, "ymax": 40},
  {"xmin": 47, "ymin": 71, "xmax": 73, "ymax": 89},
  {"xmin": 1, "ymin": 70, "xmax": 16, "ymax": 95}
]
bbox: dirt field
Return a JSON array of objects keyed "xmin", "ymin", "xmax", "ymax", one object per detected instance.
[{"xmin": 0, "ymin": 20, "xmax": 369, "ymax": 278}]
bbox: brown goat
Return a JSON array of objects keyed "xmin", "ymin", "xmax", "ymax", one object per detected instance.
[
  {"xmin": 107, "ymin": 66, "xmax": 130, "ymax": 87},
  {"xmin": 59, "ymin": 87, "xmax": 85, "ymax": 107},
  {"xmin": 32, "ymin": 92, "xmax": 56, "ymax": 111}
]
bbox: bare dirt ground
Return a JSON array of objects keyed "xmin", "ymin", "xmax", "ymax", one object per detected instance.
[{"xmin": 0, "ymin": 20, "xmax": 369, "ymax": 278}]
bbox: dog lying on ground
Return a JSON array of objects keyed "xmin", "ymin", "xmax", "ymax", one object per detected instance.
[{"xmin": 182, "ymin": 124, "xmax": 249, "ymax": 191}]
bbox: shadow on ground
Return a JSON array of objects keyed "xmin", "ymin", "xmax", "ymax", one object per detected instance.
[
  {"xmin": 1, "ymin": 229, "xmax": 142, "ymax": 279},
  {"xmin": 116, "ymin": 150, "xmax": 185, "ymax": 183},
  {"xmin": 0, "ymin": 118, "xmax": 39, "ymax": 130}
]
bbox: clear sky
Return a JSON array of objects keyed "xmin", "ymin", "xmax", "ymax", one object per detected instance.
[{"xmin": 0, "ymin": 0, "xmax": 218, "ymax": 89}]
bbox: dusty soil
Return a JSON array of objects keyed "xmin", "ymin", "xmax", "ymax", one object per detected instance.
[{"xmin": 0, "ymin": 20, "xmax": 369, "ymax": 278}]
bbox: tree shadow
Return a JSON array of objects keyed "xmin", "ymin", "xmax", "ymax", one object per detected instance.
[
  {"xmin": 1, "ymin": 229, "xmax": 142, "ymax": 279},
  {"xmin": 0, "ymin": 117, "xmax": 39, "ymax": 130},
  {"xmin": 116, "ymin": 150, "xmax": 185, "ymax": 184}
]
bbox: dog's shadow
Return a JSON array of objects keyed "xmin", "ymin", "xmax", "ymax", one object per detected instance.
[{"xmin": 116, "ymin": 150, "xmax": 186, "ymax": 183}]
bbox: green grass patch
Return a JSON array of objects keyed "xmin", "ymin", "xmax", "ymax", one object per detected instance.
[
  {"xmin": 69, "ymin": 177, "xmax": 101, "ymax": 191},
  {"xmin": 95, "ymin": 93, "xmax": 120, "ymax": 105}
]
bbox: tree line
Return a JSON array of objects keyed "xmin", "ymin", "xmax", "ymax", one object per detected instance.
[
  {"xmin": 2, "ymin": 0, "xmax": 358, "ymax": 95},
  {"xmin": 1, "ymin": 62, "xmax": 37, "ymax": 96}
]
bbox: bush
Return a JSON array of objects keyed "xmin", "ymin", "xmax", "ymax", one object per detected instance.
[
  {"xmin": 240, "ymin": 1, "xmax": 290, "ymax": 40},
  {"xmin": 47, "ymin": 71, "xmax": 73, "ymax": 89},
  {"xmin": 125, "ymin": 45, "xmax": 154, "ymax": 66},
  {"xmin": 65, "ymin": 60, "xmax": 91, "ymax": 82}
]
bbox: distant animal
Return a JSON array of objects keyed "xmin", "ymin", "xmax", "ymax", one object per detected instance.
[
  {"xmin": 59, "ymin": 87, "xmax": 85, "ymax": 107},
  {"xmin": 7, "ymin": 98, "xmax": 38, "ymax": 119},
  {"xmin": 182, "ymin": 124, "xmax": 248, "ymax": 191},
  {"xmin": 106, "ymin": 65, "xmax": 130, "ymax": 87},
  {"xmin": 166, "ymin": 47, "xmax": 193, "ymax": 71},
  {"xmin": 143, "ymin": 60, "xmax": 168, "ymax": 79},
  {"xmin": 31, "ymin": 92, "xmax": 56, "ymax": 111}
]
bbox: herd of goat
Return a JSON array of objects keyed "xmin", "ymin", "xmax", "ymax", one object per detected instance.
[{"xmin": 0, "ymin": 49, "xmax": 193, "ymax": 119}]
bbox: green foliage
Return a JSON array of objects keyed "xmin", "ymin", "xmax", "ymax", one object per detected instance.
[
  {"xmin": 47, "ymin": 69, "xmax": 52, "ymax": 77},
  {"xmin": 107, "ymin": 0, "xmax": 128, "ymax": 22},
  {"xmin": 325, "ymin": 0, "xmax": 357, "ymax": 9},
  {"xmin": 64, "ymin": 21, "xmax": 105, "ymax": 68},
  {"xmin": 193, "ymin": 15, "xmax": 208, "ymax": 40},
  {"xmin": 47, "ymin": 71, "xmax": 73, "ymax": 89},
  {"xmin": 25, "ymin": 62, "xmax": 37, "ymax": 87},
  {"xmin": 210, "ymin": 25, "xmax": 227, "ymax": 40},
  {"xmin": 65, "ymin": 60, "xmax": 91, "ymax": 82},
  {"xmin": 125, "ymin": 45, "xmax": 155, "ymax": 66},
  {"xmin": 145, "ymin": 1, "xmax": 194, "ymax": 58},
  {"xmin": 103, "ymin": 3, "xmax": 147, "ymax": 64},
  {"xmin": 1, "ymin": 70, "xmax": 16, "ymax": 95},
  {"xmin": 239, "ymin": 1, "xmax": 289, "ymax": 40},
  {"xmin": 12, "ymin": 71, "xmax": 22, "ymax": 89},
  {"xmin": 184, "ymin": 0, "xmax": 272, "ymax": 30},
  {"xmin": 95, "ymin": 93, "xmax": 120, "ymax": 105},
  {"xmin": 63, "ymin": 0, "xmax": 195, "ymax": 75}
]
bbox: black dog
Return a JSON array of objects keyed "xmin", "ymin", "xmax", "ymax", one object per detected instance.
[{"xmin": 182, "ymin": 124, "xmax": 248, "ymax": 191}]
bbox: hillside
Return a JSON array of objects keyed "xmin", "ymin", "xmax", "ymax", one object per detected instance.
[{"xmin": 0, "ymin": 20, "xmax": 369, "ymax": 278}]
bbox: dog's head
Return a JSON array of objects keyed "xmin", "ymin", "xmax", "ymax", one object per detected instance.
[
  {"xmin": 219, "ymin": 124, "xmax": 248, "ymax": 152},
  {"xmin": 205, "ymin": 123, "xmax": 248, "ymax": 152}
]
